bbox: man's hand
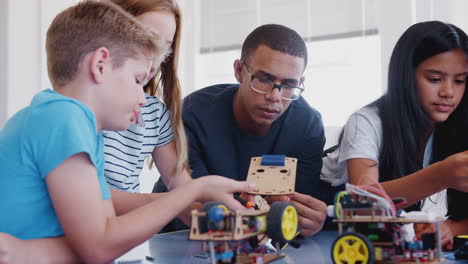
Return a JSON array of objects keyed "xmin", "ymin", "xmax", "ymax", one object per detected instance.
[
  {"xmin": 266, "ymin": 192, "xmax": 327, "ymax": 236},
  {"xmin": 414, "ymin": 221, "xmax": 454, "ymax": 250}
]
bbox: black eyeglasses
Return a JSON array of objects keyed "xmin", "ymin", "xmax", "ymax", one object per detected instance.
[{"xmin": 241, "ymin": 60, "xmax": 304, "ymax": 101}]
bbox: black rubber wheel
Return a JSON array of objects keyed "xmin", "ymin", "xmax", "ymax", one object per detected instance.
[{"xmin": 266, "ymin": 201, "xmax": 298, "ymax": 244}]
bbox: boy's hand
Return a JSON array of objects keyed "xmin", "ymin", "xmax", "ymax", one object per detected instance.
[
  {"xmin": 0, "ymin": 233, "xmax": 23, "ymax": 264},
  {"xmin": 266, "ymin": 192, "xmax": 327, "ymax": 236},
  {"xmin": 0, "ymin": 233, "xmax": 80, "ymax": 264},
  {"xmin": 414, "ymin": 221, "xmax": 454, "ymax": 250},
  {"xmin": 196, "ymin": 176, "xmax": 256, "ymax": 211}
]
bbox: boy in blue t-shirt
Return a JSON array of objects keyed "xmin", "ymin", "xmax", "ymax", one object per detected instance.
[{"xmin": 0, "ymin": 1, "xmax": 255, "ymax": 263}]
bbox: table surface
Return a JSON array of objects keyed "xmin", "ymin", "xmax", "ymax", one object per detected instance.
[{"xmin": 115, "ymin": 230, "xmax": 467, "ymax": 264}]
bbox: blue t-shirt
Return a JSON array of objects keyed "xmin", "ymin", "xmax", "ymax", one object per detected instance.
[
  {"xmin": 181, "ymin": 84, "xmax": 326, "ymax": 195},
  {"xmin": 153, "ymin": 84, "xmax": 330, "ymax": 232},
  {"xmin": 0, "ymin": 89, "xmax": 110, "ymax": 239}
]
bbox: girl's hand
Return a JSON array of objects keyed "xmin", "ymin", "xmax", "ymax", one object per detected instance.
[
  {"xmin": 414, "ymin": 220, "xmax": 454, "ymax": 250},
  {"xmin": 194, "ymin": 176, "xmax": 256, "ymax": 210},
  {"xmin": 440, "ymin": 151, "xmax": 468, "ymax": 192}
]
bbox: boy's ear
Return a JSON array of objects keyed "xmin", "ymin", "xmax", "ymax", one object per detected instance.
[
  {"xmin": 233, "ymin": 59, "xmax": 244, "ymax": 83},
  {"xmin": 89, "ymin": 47, "xmax": 111, "ymax": 84},
  {"xmin": 147, "ymin": 66, "xmax": 157, "ymax": 81}
]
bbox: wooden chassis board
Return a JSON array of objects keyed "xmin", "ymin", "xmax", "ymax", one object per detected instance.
[
  {"xmin": 246, "ymin": 156, "xmax": 297, "ymax": 195},
  {"xmin": 235, "ymin": 253, "xmax": 285, "ymax": 264},
  {"xmin": 189, "ymin": 209, "xmax": 269, "ymax": 241}
]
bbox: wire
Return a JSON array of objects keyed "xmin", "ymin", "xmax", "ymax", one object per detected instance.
[
  {"xmin": 334, "ymin": 191, "xmax": 348, "ymax": 218},
  {"xmin": 359, "ymin": 184, "xmax": 396, "ymax": 216},
  {"xmin": 345, "ymin": 183, "xmax": 396, "ymax": 217}
]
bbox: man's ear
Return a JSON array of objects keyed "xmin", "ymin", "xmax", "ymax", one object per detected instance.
[
  {"xmin": 89, "ymin": 47, "xmax": 111, "ymax": 84},
  {"xmin": 233, "ymin": 59, "xmax": 244, "ymax": 83}
]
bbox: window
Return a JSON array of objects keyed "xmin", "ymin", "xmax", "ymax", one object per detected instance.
[{"xmin": 197, "ymin": 0, "xmax": 380, "ymax": 146}]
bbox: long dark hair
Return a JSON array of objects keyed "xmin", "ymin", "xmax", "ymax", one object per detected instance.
[{"xmin": 377, "ymin": 21, "xmax": 468, "ymax": 216}]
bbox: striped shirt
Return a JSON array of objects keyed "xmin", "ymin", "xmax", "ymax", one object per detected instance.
[{"xmin": 103, "ymin": 94, "xmax": 174, "ymax": 192}]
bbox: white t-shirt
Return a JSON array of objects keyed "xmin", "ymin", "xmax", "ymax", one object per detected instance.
[{"xmin": 321, "ymin": 106, "xmax": 447, "ymax": 217}]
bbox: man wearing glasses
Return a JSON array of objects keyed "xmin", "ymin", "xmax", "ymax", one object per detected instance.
[{"xmin": 155, "ymin": 24, "xmax": 328, "ymax": 236}]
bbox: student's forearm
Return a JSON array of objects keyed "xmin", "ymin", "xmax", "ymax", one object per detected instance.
[
  {"xmin": 48, "ymin": 155, "xmax": 252, "ymax": 264},
  {"xmin": 55, "ymin": 183, "xmax": 202, "ymax": 264},
  {"xmin": 178, "ymin": 201, "xmax": 203, "ymax": 226},
  {"xmin": 49, "ymin": 156, "xmax": 205, "ymax": 264},
  {"xmin": 29, "ymin": 237, "xmax": 82, "ymax": 263},
  {"xmin": 111, "ymin": 188, "xmax": 199, "ymax": 226},
  {"xmin": 22, "ymin": 236, "xmax": 80, "ymax": 264},
  {"xmin": 48, "ymin": 186, "xmax": 200, "ymax": 264},
  {"xmin": 152, "ymin": 142, "xmax": 193, "ymax": 190},
  {"xmin": 97, "ymin": 177, "xmax": 250, "ymax": 263},
  {"xmin": 379, "ymin": 162, "xmax": 446, "ymax": 209},
  {"xmin": 94, "ymin": 182, "xmax": 202, "ymax": 263},
  {"xmin": 165, "ymin": 168, "xmax": 192, "ymax": 190},
  {"xmin": 111, "ymin": 189, "xmax": 164, "ymax": 215}
]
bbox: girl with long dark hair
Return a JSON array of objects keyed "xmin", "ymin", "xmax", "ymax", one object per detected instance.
[{"xmin": 322, "ymin": 21, "xmax": 468, "ymax": 248}]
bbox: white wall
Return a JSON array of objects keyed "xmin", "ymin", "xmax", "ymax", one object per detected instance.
[
  {"xmin": 0, "ymin": 0, "xmax": 80, "ymax": 129},
  {"xmin": 5, "ymin": 0, "xmax": 42, "ymax": 125},
  {"xmin": 376, "ymin": 0, "xmax": 414, "ymax": 92},
  {"xmin": 199, "ymin": 0, "xmax": 378, "ymax": 52},
  {"xmin": 178, "ymin": 0, "xmax": 201, "ymax": 96},
  {"xmin": 0, "ymin": 0, "xmax": 8, "ymax": 127}
]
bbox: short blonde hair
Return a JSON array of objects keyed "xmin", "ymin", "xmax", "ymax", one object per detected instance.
[{"xmin": 46, "ymin": 0, "xmax": 167, "ymax": 87}]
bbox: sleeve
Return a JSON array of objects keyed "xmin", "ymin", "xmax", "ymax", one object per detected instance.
[
  {"xmin": 27, "ymin": 102, "xmax": 99, "ymax": 179},
  {"xmin": 294, "ymin": 114, "xmax": 326, "ymax": 199},
  {"xmin": 338, "ymin": 109, "xmax": 382, "ymax": 165},
  {"xmin": 154, "ymin": 104, "xmax": 174, "ymax": 147},
  {"xmin": 182, "ymin": 105, "xmax": 209, "ymax": 178}
]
